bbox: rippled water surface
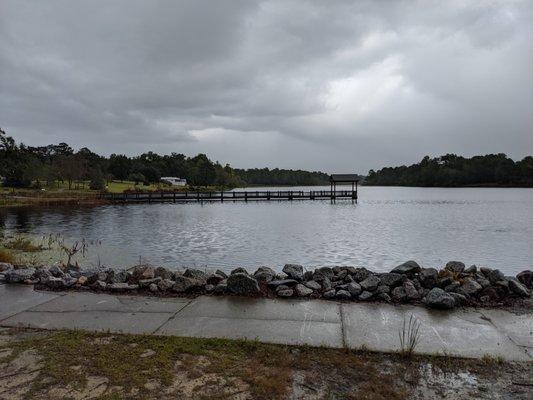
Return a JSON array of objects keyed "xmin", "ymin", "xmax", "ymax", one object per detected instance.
[{"xmin": 1, "ymin": 186, "xmax": 532, "ymax": 274}]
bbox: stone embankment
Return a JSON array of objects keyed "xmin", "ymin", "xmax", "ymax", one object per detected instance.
[{"xmin": 0, "ymin": 261, "xmax": 531, "ymax": 310}]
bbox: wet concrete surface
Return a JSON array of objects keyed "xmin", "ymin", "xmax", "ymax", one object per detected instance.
[
  {"xmin": 155, "ymin": 296, "xmax": 343, "ymax": 347},
  {"xmin": 0, "ymin": 284, "xmax": 62, "ymax": 321},
  {"xmin": 0, "ymin": 288, "xmax": 531, "ymax": 361},
  {"xmin": 341, "ymin": 302, "xmax": 531, "ymax": 361}
]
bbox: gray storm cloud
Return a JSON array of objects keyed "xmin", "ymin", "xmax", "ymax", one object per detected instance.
[{"xmin": 1, "ymin": 0, "xmax": 532, "ymax": 173}]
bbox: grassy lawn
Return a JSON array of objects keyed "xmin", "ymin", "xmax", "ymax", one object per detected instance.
[
  {"xmin": 0, "ymin": 327, "xmax": 530, "ymax": 400},
  {"xmin": 0, "ymin": 181, "xmax": 189, "ymax": 206}
]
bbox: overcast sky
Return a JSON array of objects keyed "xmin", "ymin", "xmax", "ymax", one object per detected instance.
[{"xmin": 1, "ymin": 1, "xmax": 532, "ymax": 174}]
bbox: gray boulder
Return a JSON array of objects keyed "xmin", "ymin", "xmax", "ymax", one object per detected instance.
[
  {"xmin": 377, "ymin": 293, "xmax": 391, "ymax": 302},
  {"xmin": 464, "ymin": 265, "xmax": 477, "ymax": 274},
  {"xmin": 425, "ymin": 288, "xmax": 455, "ymax": 309},
  {"xmin": 475, "ymin": 276, "xmax": 491, "ymax": 288},
  {"xmin": 321, "ymin": 277, "xmax": 332, "ymax": 291},
  {"xmin": 227, "ymin": 273, "xmax": 260, "ymax": 295},
  {"xmin": 92, "ymin": 280, "xmax": 107, "ymax": 290},
  {"xmin": 157, "ymin": 279, "xmax": 175, "ymax": 291},
  {"xmin": 231, "ymin": 267, "xmax": 248, "ymax": 275},
  {"xmin": 294, "ymin": 284, "xmax": 313, "ymax": 297},
  {"xmin": 253, "ymin": 271, "xmax": 274, "ymax": 283},
  {"xmin": 62, "ymin": 275, "xmax": 78, "ymax": 287},
  {"xmin": 509, "ymin": 280, "xmax": 530, "ymax": 297},
  {"xmin": 139, "ymin": 277, "xmax": 162, "ymax": 288},
  {"xmin": 303, "ymin": 271, "xmax": 314, "ymax": 281},
  {"xmin": 516, "ymin": 270, "xmax": 533, "ymax": 289},
  {"xmin": 334, "ymin": 269, "xmax": 348, "ymax": 281},
  {"xmin": 214, "ymin": 282, "xmax": 228, "ymax": 294},
  {"xmin": 391, "ymin": 286, "xmax": 407, "ymax": 302},
  {"xmin": 184, "ymin": 268, "xmax": 207, "ymax": 281},
  {"xmin": 403, "ymin": 280, "xmax": 419, "ymax": 300},
  {"xmin": 87, "ymin": 271, "xmax": 107, "ymax": 285},
  {"xmin": 376, "ymin": 284, "xmax": 390, "ymax": 294},
  {"xmin": 444, "ymin": 282, "xmax": 461, "ymax": 293},
  {"xmin": 313, "ymin": 267, "xmax": 334, "ymax": 281},
  {"xmin": 304, "ymin": 280, "xmax": 321, "ymax": 291},
  {"xmin": 379, "ymin": 273, "xmax": 403, "ymax": 287},
  {"xmin": 34, "ymin": 268, "xmax": 53, "ymax": 282},
  {"xmin": 207, "ymin": 273, "xmax": 226, "ymax": 285},
  {"xmin": 487, "ymin": 269, "xmax": 505, "ymax": 284},
  {"xmin": 109, "ymin": 283, "xmax": 139, "ymax": 292},
  {"xmin": 173, "ymin": 275, "xmax": 205, "ymax": 293},
  {"xmin": 419, "ymin": 268, "xmax": 438, "ymax": 288},
  {"xmin": 49, "ymin": 265, "xmax": 65, "ymax": 277},
  {"xmin": 132, "ymin": 265, "xmax": 155, "ymax": 281},
  {"xmin": 445, "ymin": 261, "xmax": 465, "ymax": 274},
  {"xmin": 275, "ymin": 284, "xmax": 291, "ymax": 292},
  {"xmin": 106, "ymin": 269, "xmax": 129, "ymax": 284},
  {"xmin": 149, "ymin": 283, "xmax": 159, "ymax": 293},
  {"xmin": 5, "ymin": 268, "xmax": 36, "ymax": 283},
  {"xmin": 346, "ymin": 282, "xmax": 362, "ymax": 297},
  {"xmin": 459, "ymin": 278, "xmax": 482, "ymax": 296},
  {"xmin": 283, "ymin": 264, "xmax": 304, "ymax": 281},
  {"xmin": 254, "ymin": 266, "xmax": 276, "ymax": 276},
  {"xmin": 449, "ymin": 292, "xmax": 467, "ymax": 306},
  {"xmin": 358, "ymin": 291, "xmax": 373, "ymax": 301},
  {"xmin": 391, "ymin": 261, "xmax": 421, "ymax": 275},
  {"xmin": 336, "ymin": 290, "xmax": 351, "ymax": 300},
  {"xmin": 323, "ymin": 289, "xmax": 336, "ymax": 299},
  {"xmin": 154, "ymin": 267, "xmax": 173, "ymax": 280},
  {"xmin": 215, "ymin": 269, "xmax": 228, "ymax": 279},
  {"xmin": 360, "ymin": 275, "xmax": 381, "ymax": 292},
  {"xmin": 353, "ymin": 267, "xmax": 372, "ymax": 282},
  {"xmin": 45, "ymin": 276, "xmax": 66, "ymax": 289}
]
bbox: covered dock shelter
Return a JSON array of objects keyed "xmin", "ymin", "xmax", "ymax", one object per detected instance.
[{"xmin": 330, "ymin": 174, "xmax": 359, "ymax": 200}]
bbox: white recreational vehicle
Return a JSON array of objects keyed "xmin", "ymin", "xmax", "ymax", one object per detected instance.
[{"xmin": 161, "ymin": 177, "xmax": 187, "ymax": 187}]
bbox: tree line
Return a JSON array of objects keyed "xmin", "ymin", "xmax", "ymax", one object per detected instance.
[
  {"xmin": 365, "ymin": 154, "xmax": 533, "ymax": 187},
  {"xmin": 234, "ymin": 168, "xmax": 330, "ymax": 186},
  {"xmin": 0, "ymin": 129, "xmax": 330, "ymax": 189}
]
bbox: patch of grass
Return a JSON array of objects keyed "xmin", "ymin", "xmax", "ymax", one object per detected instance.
[
  {"xmin": 398, "ymin": 314, "xmax": 421, "ymax": 358},
  {"xmin": 481, "ymin": 354, "xmax": 504, "ymax": 365},
  {"xmin": 4, "ymin": 237, "xmax": 44, "ymax": 252}
]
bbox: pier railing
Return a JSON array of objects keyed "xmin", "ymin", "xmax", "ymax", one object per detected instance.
[{"xmin": 101, "ymin": 190, "xmax": 357, "ymax": 203}]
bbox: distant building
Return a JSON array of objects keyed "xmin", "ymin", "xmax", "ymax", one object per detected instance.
[{"xmin": 161, "ymin": 177, "xmax": 187, "ymax": 187}]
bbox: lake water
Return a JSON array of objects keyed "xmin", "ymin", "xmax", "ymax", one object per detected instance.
[{"xmin": 1, "ymin": 186, "xmax": 532, "ymax": 275}]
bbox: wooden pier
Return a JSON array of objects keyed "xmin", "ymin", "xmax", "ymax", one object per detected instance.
[
  {"xmin": 101, "ymin": 174, "xmax": 359, "ymax": 204},
  {"xmin": 101, "ymin": 189, "xmax": 358, "ymax": 203}
]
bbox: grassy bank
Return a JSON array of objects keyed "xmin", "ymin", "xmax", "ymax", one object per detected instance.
[
  {"xmin": 0, "ymin": 180, "xmax": 237, "ymax": 207},
  {"xmin": 0, "ymin": 327, "xmax": 530, "ymax": 400}
]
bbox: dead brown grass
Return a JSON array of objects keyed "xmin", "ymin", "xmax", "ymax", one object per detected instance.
[{"xmin": 0, "ymin": 248, "xmax": 16, "ymax": 263}]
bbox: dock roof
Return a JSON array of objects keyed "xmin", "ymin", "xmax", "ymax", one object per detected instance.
[{"xmin": 330, "ymin": 174, "xmax": 359, "ymax": 182}]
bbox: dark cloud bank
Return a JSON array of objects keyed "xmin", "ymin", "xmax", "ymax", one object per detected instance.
[{"xmin": 1, "ymin": 0, "xmax": 532, "ymax": 174}]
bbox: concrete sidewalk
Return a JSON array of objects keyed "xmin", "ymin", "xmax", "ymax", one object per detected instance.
[{"xmin": 0, "ymin": 284, "xmax": 531, "ymax": 362}]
